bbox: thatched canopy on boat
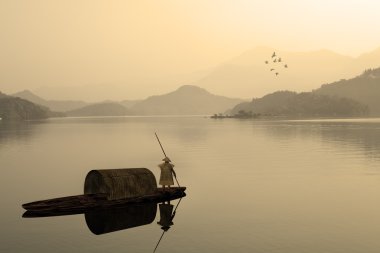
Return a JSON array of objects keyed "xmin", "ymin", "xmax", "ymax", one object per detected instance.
[{"xmin": 84, "ymin": 168, "xmax": 157, "ymax": 200}]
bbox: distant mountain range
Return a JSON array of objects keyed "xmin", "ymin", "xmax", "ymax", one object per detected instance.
[
  {"xmin": 120, "ymin": 99, "xmax": 142, "ymax": 109},
  {"xmin": 12, "ymin": 90, "xmax": 88, "ymax": 112},
  {"xmin": 0, "ymin": 91, "xmax": 60, "ymax": 120},
  {"xmin": 314, "ymin": 68, "xmax": 380, "ymax": 115},
  {"xmin": 129, "ymin": 85, "xmax": 244, "ymax": 115},
  {"xmin": 230, "ymin": 67, "xmax": 380, "ymax": 117},
  {"xmin": 20, "ymin": 46, "xmax": 380, "ymax": 101},
  {"xmin": 230, "ymin": 91, "xmax": 368, "ymax": 118},
  {"xmin": 8, "ymin": 64, "xmax": 380, "ymax": 118},
  {"xmin": 66, "ymin": 102, "xmax": 131, "ymax": 117},
  {"xmin": 194, "ymin": 46, "xmax": 380, "ymax": 98},
  {"xmin": 10, "ymin": 85, "xmax": 243, "ymax": 117}
]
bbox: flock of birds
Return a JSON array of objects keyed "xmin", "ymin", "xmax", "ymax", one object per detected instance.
[{"xmin": 265, "ymin": 52, "xmax": 288, "ymax": 76}]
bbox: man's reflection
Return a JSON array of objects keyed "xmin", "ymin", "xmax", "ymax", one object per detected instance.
[
  {"xmin": 154, "ymin": 198, "xmax": 182, "ymax": 252},
  {"xmin": 157, "ymin": 201, "xmax": 174, "ymax": 231}
]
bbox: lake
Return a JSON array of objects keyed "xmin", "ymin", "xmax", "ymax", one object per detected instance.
[{"xmin": 1, "ymin": 116, "xmax": 380, "ymax": 253}]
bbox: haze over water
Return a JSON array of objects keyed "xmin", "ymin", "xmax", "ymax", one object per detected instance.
[{"xmin": 1, "ymin": 116, "xmax": 380, "ymax": 253}]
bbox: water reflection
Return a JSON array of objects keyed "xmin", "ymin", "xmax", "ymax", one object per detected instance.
[
  {"xmin": 261, "ymin": 120, "xmax": 380, "ymax": 160},
  {"xmin": 154, "ymin": 198, "xmax": 183, "ymax": 252},
  {"xmin": 0, "ymin": 121, "xmax": 41, "ymax": 144},
  {"xmin": 23, "ymin": 197, "xmax": 184, "ymax": 238},
  {"xmin": 2, "ymin": 118, "xmax": 380, "ymax": 161},
  {"xmin": 85, "ymin": 202, "xmax": 157, "ymax": 235},
  {"xmin": 319, "ymin": 122, "xmax": 380, "ymax": 159},
  {"xmin": 157, "ymin": 202, "xmax": 174, "ymax": 231}
]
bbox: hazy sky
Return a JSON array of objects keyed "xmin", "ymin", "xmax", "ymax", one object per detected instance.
[{"xmin": 1, "ymin": 0, "xmax": 380, "ymax": 101}]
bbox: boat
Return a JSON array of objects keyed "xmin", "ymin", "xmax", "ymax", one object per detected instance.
[
  {"xmin": 22, "ymin": 168, "xmax": 186, "ymax": 215},
  {"xmin": 23, "ymin": 187, "xmax": 186, "ymax": 214}
]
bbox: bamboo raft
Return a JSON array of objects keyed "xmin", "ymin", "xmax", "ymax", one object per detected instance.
[{"xmin": 22, "ymin": 168, "xmax": 186, "ymax": 217}]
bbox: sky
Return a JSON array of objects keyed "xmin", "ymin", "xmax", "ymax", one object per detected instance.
[{"xmin": 1, "ymin": 0, "xmax": 380, "ymax": 101}]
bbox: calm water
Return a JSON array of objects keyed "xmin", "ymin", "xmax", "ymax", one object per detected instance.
[{"xmin": 1, "ymin": 117, "xmax": 380, "ymax": 253}]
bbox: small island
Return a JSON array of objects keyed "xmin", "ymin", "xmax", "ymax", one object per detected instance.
[{"xmin": 211, "ymin": 110, "xmax": 262, "ymax": 119}]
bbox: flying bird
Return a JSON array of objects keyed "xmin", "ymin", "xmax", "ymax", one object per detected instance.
[{"xmin": 268, "ymin": 51, "xmax": 288, "ymax": 76}]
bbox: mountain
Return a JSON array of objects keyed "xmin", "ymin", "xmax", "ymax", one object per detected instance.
[
  {"xmin": 0, "ymin": 92, "xmax": 7, "ymax": 99},
  {"xmin": 356, "ymin": 47, "xmax": 380, "ymax": 69},
  {"xmin": 16, "ymin": 47, "xmax": 380, "ymax": 101},
  {"xmin": 0, "ymin": 91, "xmax": 54, "ymax": 120},
  {"xmin": 230, "ymin": 91, "xmax": 368, "ymax": 117},
  {"xmin": 12, "ymin": 90, "xmax": 88, "ymax": 112},
  {"xmin": 314, "ymin": 68, "xmax": 380, "ymax": 115},
  {"xmin": 193, "ymin": 46, "xmax": 380, "ymax": 98},
  {"xmin": 232, "ymin": 91, "xmax": 297, "ymax": 115},
  {"xmin": 130, "ymin": 85, "xmax": 244, "ymax": 115},
  {"xmin": 120, "ymin": 99, "xmax": 142, "ymax": 108},
  {"xmin": 66, "ymin": 102, "xmax": 131, "ymax": 117},
  {"xmin": 12, "ymin": 90, "xmax": 47, "ymax": 105}
]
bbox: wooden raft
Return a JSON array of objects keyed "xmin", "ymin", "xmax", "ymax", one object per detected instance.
[{"xmin": 22, "ymin": 187, "xmax": 186, "ymax": 214}]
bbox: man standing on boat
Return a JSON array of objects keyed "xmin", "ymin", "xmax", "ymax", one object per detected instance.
[{"xmin": 158, "ymin": 157, "xmax": 176, "ymax": 191}]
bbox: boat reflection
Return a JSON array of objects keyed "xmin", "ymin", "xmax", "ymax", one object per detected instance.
[
  {"xmin": 85, "ymin": 202, "xmax": 157, "ymax": 235},
  {"xmin": 23, "ymin": 197, "xmax": 185, "ymax": 238}
]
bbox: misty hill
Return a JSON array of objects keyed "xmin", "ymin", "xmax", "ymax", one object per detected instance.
[
  {"xmin": 194, "ymin": 46, "xmax": 380, "ymax": 98},
  {"xmin": 314, "ymin": 68, "xmax": 380, "ymax": 115},
  {"xmin": 12, "ymin": 90, "xmax": 88, "ymax": 112},
  {"xmin": 0, "ymin": 92, "xmax": 7, "ymax": 99},
  {"xmin": 120, "ymin": 99, "xmax": 142, "ymax": 108},
  {"xmin": 0, "ymin": 91, "xmax": 56, "ymax": 120},
  {"xmin": 25, "ymin": 47, "xmax": 380, "ymax": 101},
  {"xmin": 130, "ymin": 85, "xmax": 244, "ymax": 115},
  {"xmin": 66, "ymin": 102, "xmax": 131, "ymax": 117},
  {"xmin": 231, "ymin": 91, "xmax": 368, "ymax": 117},
  {"xmin": 356, "ymin": 47, "xmax": 380, "ymax": 69}
]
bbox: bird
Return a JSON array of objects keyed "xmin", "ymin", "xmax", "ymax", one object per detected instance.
[
  {"xmin": 265, "ymin": 61, "xmax": 268, "ymax": 64},
  {"xmin": 275, "ymin": 72, "xmax": 279, "ymax": 76},
  {"xmin": 272, "ymin": 52, "xmax": 276, "ymax": 58},
  {"xmin": 270, "ymin": 68, "xmax": 275, "ymax": 71},
  {"xmin": 273, "ymin": 59, "xmax": 277, "ymax": 63},
  {"xmin": 284, "ymin": 64, "xmax": 288, "ymax": 68},
  {"xmin": 278, "ymin": 58, "xmax": 282, "ymax": 62}
]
